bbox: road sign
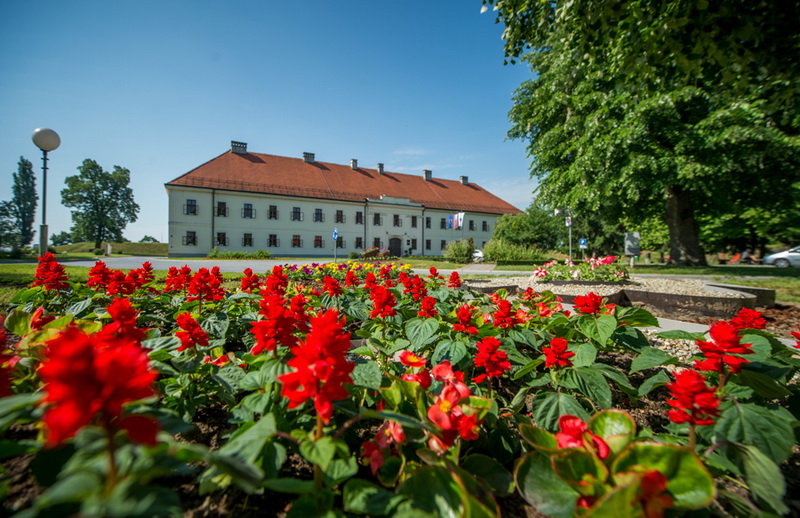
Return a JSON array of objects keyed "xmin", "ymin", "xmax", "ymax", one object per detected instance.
[
  {"xmin": 332, "ymin": 228, "xmax": 338, "ymax": 240},
  {"xmin": 565, "ymin": 217, "xmax": 572, "ymax": 227},
  {"xmin": 579, "ymin": 238, "xmax": 587, "ymax": 249}
]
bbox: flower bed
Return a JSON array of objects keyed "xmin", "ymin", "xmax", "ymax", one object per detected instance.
[
  {"xmin": 2, "ymin": 253, "xmax": 800, "ymax": 517},
  {"xmin": 534, "ymin": 256, "xmax": 630, "ymax": 282}
]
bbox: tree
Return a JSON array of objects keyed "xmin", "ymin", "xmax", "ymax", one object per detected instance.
[
  {"xmin": 486, "ymin": 0, "xmax": 800, "ymax": 265},
  {"xmin": 493, "ymin": 203, "xmax": 564, "ymax": 250},
  {"xmin": 139, "ymin": 235, "xmax": 159, "ymax": 243},
  {"xmin": 50, "ymin": 231, "xmax": 73, "ymax": 246},
  {"xmin": 10, "ymin": 157, "xmax": 38, "ymax": 248},
  {"xmin": 61, "ymin": 159, "xmax": 140, "ymax": 249},
  {"xmin": 0, "ymin": 201, "xmax": 17, "ymax": 249}
]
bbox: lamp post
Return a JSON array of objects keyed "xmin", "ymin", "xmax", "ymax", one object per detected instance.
[
  {"xmin": 31, "ymin": 128, "xmax": 60, "ymax": 255},
  {"xmin": 555, "ymin": 208, "xmax": 573, "ymax": 263}
]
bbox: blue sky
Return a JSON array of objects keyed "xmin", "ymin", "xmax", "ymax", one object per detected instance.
[{"xmin": 0, "ymin": 1, "xmax": 535, "ymax": 243}]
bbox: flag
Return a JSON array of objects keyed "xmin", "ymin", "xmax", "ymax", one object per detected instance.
[
  {"xmin": 457, "ymin": 212, "xmax": 465, "ymax": 229},
  {"xmin": 447, "ymin": 214, "xmax": 454, "ymax": 229}
]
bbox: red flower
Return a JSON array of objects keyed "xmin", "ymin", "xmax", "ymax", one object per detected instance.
[
  {"xmin": 401, "ymin": 369, "xmax": 432, "ymax": 390},
  {"xmin": 428, "ymin": 267, "xmax": 443, "ymax": 281},
  {"xmin": 418, "ymin": 296, "xmax": 438, "ymax": 318},
  {"xmin": 543, "ymin": 337, "xmax": 574, "ymax": 369},
  {"xmin": 573, "ymin": 292, "xmax": 604, "ymax": 314},
  {"xmin": 32, "ymin": 252, "xmax": 69, "ymax": 291},
  {"xmin": 165, "ymin": 265, "xmax": 193, "ymax": 292},
  {"xmin": 30, "ymin": 306, "xmax": 56, "ymax": 330},
  {"xmin": 97, "ymin": 298, "xmax": 148, "ymax": 342},
  {"xmin": 87, "ymin": 260, "xmax": 113, "ymax": 292},
  {"xmin": 637, "ymin": 470, "xmax": 674, "ymax": 518},
  {"xmin": 344, "ymin": 270, "xmax": 359, "ymax": 287},
  {"xmin": 458, "ymin": 413, "xmax": 481, "ymax": 441},
  {"xmin": 472, "ymin": 337, "xmax": 511, "ymax": 383},
  {"xmin": 361, "ymin": 441, "xmax": 384, "ymax": 476},
  {"xmin": 240, "ymin": 268, "xmax": 261, "ymax": 293},
  {"xmin": 39, "ymin": 326, "xmax": 158, "ymax": 447},
  {"xmin": 694, "ymin": 321, "xmax": 753, "ymax": 374},
  {"xmin": 289, "ymin": 293, "xmax": 311, "ymax": 334},
  {"xmin": 448, "ymin": 271, "xmax": 461, "ymax": 288},
  {"xmin": 399, "ymin": 350, "xmax": 426, "ymax": 368},
  {"xmin": 264, "ymin": 265, "xmax": 289, "ymax": 297},
  {"xmin": 363, "ymin": 272, "xmax": 378, "ymax": 291},
  {"xmin": 277, "ymin": 310, "xmax": 354, "ymax": 424},
  {"xmin": 0, "ymin": 317, "xmax": 11, "ymax": 398},
  {"xmin": 375, "ymin": 420, "xmax": 406, "ymax": 449},
  {"xmin": 492, "ymin": 299, "xmax": 522, "ymax": 329},
  {"xmin": 792, "ymin": 326, "xmax": 800, "ymax": 348},
  {"xmin": 729, "ymin": 308, "xmax": 766, "ymax": 331},
  {"xmin": 369, "ymin": 285, "xmax": 397, "ymax": 319},
  {"xmin": 666, "ymin": 369, "xmax": 720, "ymax": 426},
  {"xmin": 322, "ymin": 276, "xmax": 343, "ymax": 297},
  {"xmin": 175, "ymin": 313, "xmax": 209, "ymax": 352},
  {"xmin": 251, "ymin": 293, "xmax": 297, "ymax": 355},
  {"xmin": 453, "ymin": 303, "xmax": 479, "ymax": 335},
  {"xmin": 187, "ymin": 267, "xmax": 225, "ymax": 302},
  {"xmin": 555, "ymin": 415, "xmax": 609, "ymax": 459}
]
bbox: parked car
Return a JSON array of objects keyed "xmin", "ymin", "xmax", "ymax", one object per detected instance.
[
  {"xmin": 763, "ymin": 246, "xmax": 800, "ymax": 267},
  {"xmin": 472, "ymin": 249, "xmax": 484, "ymax": 262}
]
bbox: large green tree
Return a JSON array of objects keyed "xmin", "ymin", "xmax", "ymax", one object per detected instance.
[
  {"xmin": 486, "ymin": 0, "xmax": 800, "ymax": 264},
  {"xmin": 61, "ymin": 159, "xmax": 140, "ymax": 249},
  {"xmin": 0, "ymin": 201, "xmax": 17, "ymax": 249},
  {"xmin": 10, "ymin": 157, "xmax": 38, "ymax": 248}
]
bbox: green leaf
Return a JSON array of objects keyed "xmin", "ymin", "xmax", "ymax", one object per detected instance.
[
  {"xmin": 239, "ymin": 358, "xmax": 290, "ymax": 391},
  {"xmin": 141, "ymin": 336, "xmax": 180, "ymax": 351},
  {"xmin": 655, "ymin": 330, "xmax": 706, "ymax": 341},
  {"xmin": 397, "ymin": 466, "xmax": 466, "ymax": 517},
  {"xmin": 351, "ymin": 360, "xmax": 383, "ymax": 390},
  {"xmin": 589, "ymin": 409, "xmax": 636, "ymax": 456},
  {"xmin": 519, "ymin": 424, "xmax": 558, "ymax": 451},
  {"xmin": 731, "ymin": 443, "xmax": 788, "ymax": 515},
  {"xmin": 732, "ymin": 367, "xmax": 791, "ymax": 399},
  {"xmin": 460, "ymin": 454, "xmax": 515, "ymax": 496},
  {"xmin": 513, "ymin": 359, "xmax": 543, "ymax": 380},
  {"xmin": 262, "ymin": 477, "xmax": 315, "ymax": 494},
  {"xmin": 615, "ymin": 306, "xmax": 659, "ymax": 328},
  {"xmin": 515, "ymin": 451, "xmax": 578, "ymax": 518},
  {"xmin": 4, "ymin": 309, "xmax": 31, "ymax": 336},
  {"xmin": 404, "ymin": 318, "xmax": 439, "ymax": 350},
  {"xmin": 572, "ymin": 367, "xmax": 613, "ymax": 409},
  {"xmin": 577, "ymin": 314, "xmax": 617, "ymax": 346},
  {"xmin": 212, "ymin": 363, "xmax": 246, "ymax": 395},
  {"xmin": 571, "ymin": 342, "xmax": 597, "ymax": 368},
  {"xmin": 629, "ymin": 347, "xmax": 679, "ymax": 373},
  {"xmin": 431, "ymin": 339, "xmax": 467, "ymax": 366},
  {"xmin": 323, "ymin": 456, "xmax": 359, "ymax": 487},
  {"xmin": 0, "ymin": 393, "xmax": 42, "ymax": 430},
  {"xmin": 587, "ymin": 479, "xmax": 645, "ymax": 518},
  {"xmin": 551, "ymin": 449, "xmax": 609, "ymax": 487},
  {"xmin": 34, "ymin": 471, "xmax": 101, "ymax": 507},
  {"xmin": 612, "ymin": 443, "xmax": 715, "ymax": 509},
  {"xmin": 65, "ymin": 297, "xmax": 93, "ymax": 317},
  {"xmin": 530, "ymin": 391, "xmax": 590, "ymax": 432},
  {"xmin": 201, "ymin": 312, "xmax": 230, "ymax": 339},
  {"xmin": 637, "ymin": 371, "xmax": 671, "ymax": 397},
  {"xmin": 610, "ymin": 326, "xmax": 650, "ymax": 352},
  {"xmin": 715, "ymin": 403, "xmax": 795, "ymax": 464},
  {"xmin": 343, "ymin": 479, "xmax": 405, "ymax": 516},
  {"xmin": 299, "ymin": 436, "xmax": 337, "ymax": 471}
]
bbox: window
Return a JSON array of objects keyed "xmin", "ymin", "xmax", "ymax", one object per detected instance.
[
  {"xmin": 242, "ymin": 233, "xmax": 253, "ymax": 247},
  {"xmin": 335, "ymin": 210, "xmax": 345, "ymax": 223},
  {"xmin": 314, "ymin": 236, "xmax": 324, "ymax": 248},
  {"xmin": 216, "ymin": 232, "xmax": 228, "ymax": 246},
  {"xmin": 411, "ymin": 238, "xmax": 417, "ymax": 249},
  {"xmin": 184, "ymin": 199, "xmax": 198, "ymax": 215},
  {"xmin": 292, "ymin": 235, "xmax": 302, "ymax": 248},
  {"xmin": 314, "ymin": 208, "xmax": 324, "ymax": 223},
  {"xmin": 440, "ymin": 218, "xmax": 446, "ymax": 229},
  {"xmin": 373, "ymin": 213, "xmax": 382, "ymax": 226},
  {"xmin": 242, "ymin": 203, "xmax": 255, "ymax": 218},
  {"xmin": 411, "ymin": 216, "xmax": 417, "ymax": 228},
  {"xmin": 355, "ymin": 237, "xmax": 363, "ymax": 249},
  {"xmin": 425, "ymin": 217, "xmax": 431, "ymax": 229},
  {"xmin": 268, "ymin": 234, "xmax": 279, "ymax": 247},
  {"xmin": 440, "ymin": 240, "xmax": 446, "ymax": 250},
  {"xmin": 336, "ymin": 237, "xmax": 345, "ymax": 249},
  {"xmin": 356, "ymin": 211, "xmax": 364, "ymax": 224},
  {"xmin": 291, "ymin": 207, "xmax": 303, "ymax": 221},
  {"xmin": 269, "ymin": 205, "xmax": 278, "ymax": 220},
  {"xmin": 393, "ymin": 214, "xmax": 402, "ymax": 227},
  {"xmin": 216, "ymin": 201, "xmax": 228, "ymax": 217},
  {"xmin": 425, "ymin": 239, "xmax": 431, "ymax": 250},
  {"xmin": 183, "ymin": 231, "xmax": 197, "ymax": 246},
  {"xmin": 373, "ymin": 237, "xmax": 381, "ymax": 248},
  {"xmin": 469, "ymin": 220, "xmax": 475, "ymax": 231},
  {"xmin": 482, "ymin": 221, "xmax": 489, "ymax": 232}
]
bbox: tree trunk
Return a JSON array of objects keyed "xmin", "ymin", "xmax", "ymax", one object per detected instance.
[{"xmin": 665, "ymin": 185, "xmax": 706, "ymax": 265}]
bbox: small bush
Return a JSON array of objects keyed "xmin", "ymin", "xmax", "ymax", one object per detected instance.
[
  {"xmin": 93, "ymin": 249, "xmax": 104, "ymax": 256},
  {"xmin": 206, "ymin": 249, "xmax": 272, "ymax": 260},
  {"xmin": 348, "ymin": 251, "xmax": 360, "ymax": 259},
  {"xmin": 443, "ymin": 239, "xmax": 474, "ymax": 263},
  {"xmin": 483, "ymin": 239, "xmax": 548, "ymax": 263}
]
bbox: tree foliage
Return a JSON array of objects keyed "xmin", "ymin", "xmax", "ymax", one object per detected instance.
[
  {"xmin": 485, "ymin": 0, "xmax": 800, "ymax": 265},
  {"xmin": 50, "ymin": 231, "xmax": 73, "ymax": 246},
  {"xmin": 61, "ymin": 159, "xmax": 140, "ymax": 249},
  {"xmin": 493, "ymin": 203, "xmax": 563, "ymax": 250},
  {"xmin": 10, "ymin": 157, "xmax": 38, "ymax": 248},
  {"xmin": 139, "ymin": 235, "xmax": 159, "ymax": 243},
  {"xmin": 0, "ymin": 201, "xmax": 17, "ymax": 249}
]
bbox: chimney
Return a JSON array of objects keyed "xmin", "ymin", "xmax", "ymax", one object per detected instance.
[
  {"xmin": 460, "ymin": 176, "xmax": 469, "ymax": 185},
  {"xmin": 303, "ymin": 152, "xmax": 315, "ymax": 163},
  {"xmin": 350, "ymin": 159, "xmax": 358, "ymax": 170},
  {"xmin": 231, "ymin": 141, "xmax": 247, "ymax": 154},
  {"xmin": 423, "ymin": 169, "xmax": 433, "ymax": 181},
  {"xmin": 377, "ymin": 163, "xmax": 384, "ymax": 175}
]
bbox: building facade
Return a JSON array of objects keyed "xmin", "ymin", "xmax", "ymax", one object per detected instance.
[{"xmin": 165, "ymin": 142, "xmax": 520, "ymax": 258}]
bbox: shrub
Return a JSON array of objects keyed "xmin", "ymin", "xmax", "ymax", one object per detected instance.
[
  {"xmin": 483, "ymin": 239, "xmax": 548, "ymax": 263},
  {"xmin": 443, "ymin": 239, "xmax": 474, "ymax": 263},
  {"xmin": 206, "ymin": 249, "xmax": 272, "ymax": 260},
  {"xmin": 348, "ymin": 251, "xmax": 359, "ymax": 259}
]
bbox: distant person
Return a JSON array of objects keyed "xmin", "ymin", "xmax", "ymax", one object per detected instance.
[{"xmin": 741, "ymin": 248, "xmax": 753, "ymax": 264}]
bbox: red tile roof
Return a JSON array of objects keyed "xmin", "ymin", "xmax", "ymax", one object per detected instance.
[{"xmin": 166, "ymin": 150, "xmax": 521, "ymax": 215}]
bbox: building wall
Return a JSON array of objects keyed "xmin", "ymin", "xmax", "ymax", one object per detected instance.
[{"xmin": 167, "ymin": 186, "xmax": 497, "ymax": 257}]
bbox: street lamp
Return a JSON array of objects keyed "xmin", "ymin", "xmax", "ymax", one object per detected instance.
[
  {"xmin": 554, "ymin": 208, "xmax": 573, "ymax": 262},
  {"xmin": 31, "ymin": 128, "xmax": 60, "ymax": 255}
]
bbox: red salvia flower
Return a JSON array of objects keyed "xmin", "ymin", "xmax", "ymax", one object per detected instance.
[
  {"xmin": 264, "ymin": 265, "xmax": 289, "ymax": 297},
  {"xmin": 251, "ymin": 293, "xmax": 297, "ymax": 355},
  {"xmin": 87, "ymin": 260, "xmax": 113, "ymax": 292},
  {"xmin": 543, "ymin": 337, "xmax": 574, "ymax": 369},
  {"xmin": 407, "ymin": 275, "xmax": 427, "ymax": 301},
  {"xmin": 418, "ymin": 296, "xmax": 438, "ymax": 318},
  {"xmin": 369, "ymin": 285, "xmax": 397, "ymax": 319},
  {"xmin": 240, "ymin": 268, "xmax": 261, "ymax": 293},
  {"xmin": 277, "ymin": 309, "xmax": 354, "ymax": 424},
  {"xmin": 491, "ymin": 299, "xmax": 522, "ymax": 329},
  {"xmin": 187, "ymin": 267, "xmax": 225, "ymax": 302},
  {"xmin": 97, "ymin": 298, "xmax": 148, "ymax": 342},
  {"xmin": 729, "ymin": 307, "xmax": 766, "ymax": 331},
  {"xmin": 472, "ymin": 336, "xmax": 511, "ymax": 383},
  {"xmin": 363, "ymin": 272, "xmax": 378, "ymax": 291},
  {"xmin": 379, "ymin": 265, "xmax": 393, "ymax": 280},
  {"xmin": 572, "ymin": 292, "xmax": 604, "ymax": 314},
  {"xmin": 666, "ymin": 369, "xmax": 721, "ymax": 426},
  {"xmin": 555, "ymin": 415, "xmax": 609, "ymax": 459},
  {"xmin": 289, "ymin": 293, "xmax": 311, "ymax": 333},
  {"xmin": 453, "ymin": 303, "xmax": 479, "ymax": 335},
  {"xmin": 448, "ymin": 271, "xmax": 461, "ymax": 288},
  {"xmin": 323, "ymin": 276, "xmax": 344, "ymax": 297},
  {"xmin": 164, "ymin": 265, "xmax": 193, "ymax": 293},
  {"xmin": 428, "ymin": 267, "xmax": 443, "ymax": 281},
  {"xmin": 39, "ymin": 326, "xmax": 158, "ymax": 447},
  {"xmin": 792, "ymin": 326, "xmax": 800, "ymax": 348},
  {"xmin": 694, "ymin": 320, "xmax": 753, "ymax": 374},
  {"xmin": 344, "ymin": 270, "xmax": 359, "ymax": 287},
  {"xmin": 175, "ymin": 313, "xmax": 209, "ymax": 352},
  {"xmin": 32, "ymin": 252, "xmax": 69, "ymax": 291}
]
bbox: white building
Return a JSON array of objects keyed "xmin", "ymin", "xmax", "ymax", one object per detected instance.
[{"xmin": 165, "ymin": 141, "xmax": 521, "ymax": 258}]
